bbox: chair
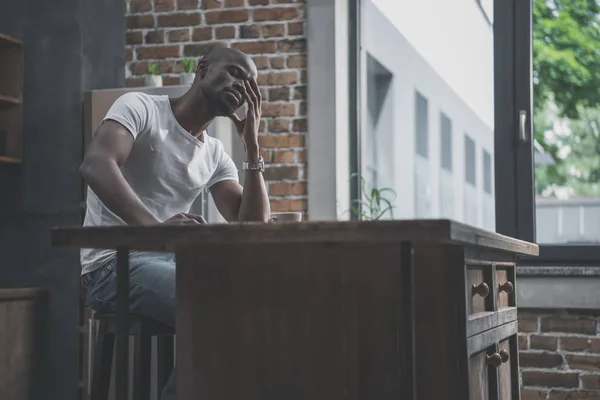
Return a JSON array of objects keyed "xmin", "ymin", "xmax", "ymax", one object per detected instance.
[{"xmin": 89, "ymin": 312, "xmax": 175, "ymax": 400}]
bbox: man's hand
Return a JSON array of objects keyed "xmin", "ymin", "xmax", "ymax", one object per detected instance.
[
  {"xmin": 162, "ymin": 213, "xmax": 207, "ymax": 225},
  {"xmin": 229, "ymin": 78, "xmax": 262, "ymax": 155}
]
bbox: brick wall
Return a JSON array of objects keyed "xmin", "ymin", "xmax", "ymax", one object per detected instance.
[
  {"xmin": 124, "ymin": 0, "xmax": 308, "ymax": 214},
  {"xmin": 519, "ymin": 309, "xmax": 600, "ymax": 400}
]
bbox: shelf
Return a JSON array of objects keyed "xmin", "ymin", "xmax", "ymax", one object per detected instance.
[
  {"xmin": 0, "ymin": 95, "xmax": 21, "ymax": 107},
  {"xmin": 0, "ymin": 156, "xmax": 21, "ymax": 164}
]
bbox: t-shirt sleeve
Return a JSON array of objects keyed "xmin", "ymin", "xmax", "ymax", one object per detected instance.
[
  {"xmin": 207, "ymin": 142, "xmax": 240, "ymax": 189},
  {"xmin": 101, "ymin": 92, "xmax": 150, "ymax": 139}
]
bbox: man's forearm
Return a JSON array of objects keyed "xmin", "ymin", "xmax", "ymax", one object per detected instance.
[
  {"xmin": 238, "ymin": 145, "xmax": 270, "ymax": 222},
  {"xmin": 81, "ymin": 158, "xmax": 159, "ymax": 226}
]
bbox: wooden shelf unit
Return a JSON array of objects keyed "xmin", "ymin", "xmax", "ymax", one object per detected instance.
[{"xmin": 0, "ymin": 33, "xmax": 23, "ymax": 163}]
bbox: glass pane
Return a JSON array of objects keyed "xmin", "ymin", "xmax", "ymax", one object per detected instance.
[
  {"xmin": 533, "ymin": 0, "xmax": 600, "ymax": 244},
  {"xmin": 358, "ymin": 0, "xmax": 495, "ymax": 230}
]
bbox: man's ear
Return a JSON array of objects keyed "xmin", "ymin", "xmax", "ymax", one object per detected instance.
[{"xmin": 196, "ymin": 60, "xmax": 208, "ymax": 78}]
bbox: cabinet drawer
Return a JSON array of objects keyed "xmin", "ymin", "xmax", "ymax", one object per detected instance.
[
  {"xmin": 496, "ymin": 266, "xmax": 516, "ymax": 309},
  {"xmin": 467, "ymin": 266, "xmax": 492, "ymax": 315}
]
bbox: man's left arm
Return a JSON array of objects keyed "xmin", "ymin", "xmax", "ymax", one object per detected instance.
[{"xmin": 210, "ymin": 77, "xmax": 270, "ymax": 223}]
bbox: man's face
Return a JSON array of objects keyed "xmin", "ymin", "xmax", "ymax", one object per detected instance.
[{"xmin": 200, "ymin": 57, "xmax": 257, "ymax": 117}]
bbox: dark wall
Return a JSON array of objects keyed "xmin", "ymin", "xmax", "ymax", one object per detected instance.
[{"xmin": 0, "ymin": 0, "xmax": 124, "ymax": 397}]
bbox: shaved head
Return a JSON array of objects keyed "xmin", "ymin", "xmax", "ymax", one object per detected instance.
[{"xmin": 193, "ymin": 46, "xmax": 258, "ymax": 117}]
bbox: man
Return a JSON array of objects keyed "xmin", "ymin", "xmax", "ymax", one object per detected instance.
[{"xmin": 79, "ymin": 46, "xmax": 270, "ymax": 399}]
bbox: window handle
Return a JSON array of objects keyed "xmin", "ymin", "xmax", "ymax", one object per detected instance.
[{"xmin": 519, "ymin": 110, "xmax": 528, "ymax": 143}]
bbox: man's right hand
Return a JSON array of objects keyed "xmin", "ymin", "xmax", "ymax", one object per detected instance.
[{"xmin": 162, "ymin": 213, "xmax": 207, "ymax": 225}]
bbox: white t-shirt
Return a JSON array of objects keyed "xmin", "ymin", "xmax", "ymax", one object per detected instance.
[{"xmin": 80, "ymin": 92, "xmax": 239, "ymax": 274}]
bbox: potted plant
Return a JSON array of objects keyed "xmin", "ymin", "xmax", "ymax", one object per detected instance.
[
  {"xmin": 348, "ymin": 173, "xmax": 397, "ymax": 220},
  {"xmin": 145, "ymin": 63, "xmax": 162, "ymax": 87},
  {"xmin": 180, "ymin": 57, "xmax": 196, "ymax": 86}
]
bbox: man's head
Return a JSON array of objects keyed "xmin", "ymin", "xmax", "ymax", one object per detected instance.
[{"xmin": 194, "ymin": 46, "xmax": 258, "ymax": 117}]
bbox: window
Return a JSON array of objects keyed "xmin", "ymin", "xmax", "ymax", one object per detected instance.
[
  {"xmin": 415, "ymin": 92, "xmax": 429, "ymax": 159},
  {"xmin": 465, "ymin": 135, "xmax": 476, "ymax": 186},
  {"xmin": 355, "ymin": 0, "xmax": 496, "ymax": 229},
  {"xmin": 440, "ymin": 113, "xmax": 452, "ymax": 171},
  {"xmin": 483, "ymin": 150, "xmax": 492, "ymax": 194}
]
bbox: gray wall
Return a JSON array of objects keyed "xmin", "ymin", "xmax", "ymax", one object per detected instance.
[{"xmin": 0, "ymin": 0, "xmax": 125, "ymax": 397}]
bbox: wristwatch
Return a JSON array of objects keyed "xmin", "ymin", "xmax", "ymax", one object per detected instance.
[{"xmin": 242, "ymin": 156, "xmax": 265, "ymax": 172}]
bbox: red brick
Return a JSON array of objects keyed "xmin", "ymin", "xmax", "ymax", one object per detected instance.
[
  {"xmin": 287, "ymin": 54, "xmax": 306, "ymax": 68},
  {"xmin": 561, "ymin": 337, "xmax": 600, "ymax": 353},
  {"xmin": 252, "ymin": 56, "xmax": 269, "ymax": 69},
  {"xmin": 270, "ymin": 198, "xmax": 306, "ymax": 212},
  {"xmin": 258, "ymin": 120, "xmax": 266, "ymax": 132},
  {"xmin": 125, "ymin": 48, "xmax": 134, "ymax": 62},
  {"xmin": 259, "ymin": 134, "xmax": 304, "ymax": 148},
  {"xmin": 239, "ymin": 25, "xmax": 261, "ymax": 39},
  {"xmin": 201, "ymin": 0, "xmax": 222, "ymax": 8},
  {"xmin": 261, "ymin": 103, "xmax": 295, "ymax": 117},
  {"xmin": 297, "ymin": 149, "xmax": 306, "ymax": 162},
  {"xmin": 224, "ymin": 0, "xmax": 245, "ymax": 5},
  {"xmin": 157, "ymin": 13, "xmax": 201, "ymax": 27},
  {"xmin": 531, "ymin": 335, "xmax": 558, "ymax": 351},
  {"xmin": 270, "ymin": 56, "xmax": 285, "ymax": 69},
  {"xmin": 260, "ymin": 149, "xmax": 272, "ymax": 162},
  {"xmin": 258, "ymin": 71, "xmax": 297, "ymax": 86},
  {"xmin": 520, "ymin": 352, "xmax": 563, "ymax": 368},
  {"xmin": 183, "ymin": 42, "xmax": 226, "ymax": 56},
  {"xmin": 215, "ymin": 26, "xmax": 236, "ymax": 39},
  {"xmin": 253, "ymin": 7, "xmax": 299, "ymax": 22},
  {"xmin": 268, "ymin": 119, "xmax": 290, "ymax": 132},
  {"xmin": 519, "ymin": 334, "xmax": 529, "ymax": 350},
  {"xmin": 299, "ymin": 69, "xmax": 307, "ymax": 84},
  {"xmin": 177, "ymin": 0, "xmax": 198, "ymax": 9},
  {"xmin": 249, "ymin": 0, "xmax": 269, "ymax": 5},
  {"xmin": 581, "ymin": 374, "xmax": 600, "ymax": 390},
  {"xmin": 566, "ymin": 355, "xmax": 600, "ymax": 371},
  {"xmin": 293, "ymin": 86, "xmax": 306, "ymax": 100},
  {"xmin": 292, "ymin": 118, "xmax": 306, "ymax": 132},
  {"xmin": 269, "ymin": 182, "xmax": 291, "ymax": 196},
  {"xmin": 168, "ymin": 29, "xmax": 190, "ymax": 42},
  {"xmin": 521, "ymin": 389, "xmax": 547, "ymax": 400},
  {"xmin": 126, "ymin": 31, "xmax": 143, "ymax": 45},
  {"xmin": 232, "ymin": 41, "xmax": 277, "ymax": 54},
  {"xmin": 262, "ymin": 23, "xmax": 285, "ymax": 37},
  {"xmin": 163, "ymin": 76, "xmax": 180, "ymax": 86},
  {"xmin": 268, "ymin": 87, "xmax": 289, "ymax": 102},
  {"xmin": 298, "ymin": 100, "xmax": 307, "ymax": 115},
  {"xmin": 549, "ymin": 390, "xmax": 600, "ymax": 400},
  {"xmin": 192, "ymin": 27, "xmax": 212, "ymax": 41},
  {"xmin": 125, "ymin": 77, "xmax": 144, "ymax": 87},
  {"xmin": 273, "ymin": 150, "xmax": 295, "ymax": 163},
  {"xmin": 288, "ymin": 21, "xmax": 303, "ymax": 35},
  {"xmin": 145, "ymin": 30, "xmax": 165, "ymax": 44},
  {"xmin": 519, "ymin": 316, "xmax": 539, "ymax": 332},
  {"xmin": 130, "ymin": 0, "xmax": 151, "ymax": 13},
  {"xmin": 154, "ymin": 0, "xmax": 175, "ymax": 11},
  {"xmin": 291, "ymin": 181, "xmax": 307, "ymax": 195},
  {"xmin": 205, "ymin": 9, "xmax": 249, "ymax": 24},
  {"xmin": 264, "ymin": 166, "xmax": 299, "ymax": 181},
  {"xmin": 277, "ymin": 39, "xmax": 306, "ymax": 52},
  {"xmin": 136, "ymin": 45, "xmax": 180, "ymax": 60},
  {"xmin": 541, "ymin": 316, "xmax": 597, "ymax": 335},
  {"xmin": 126, "ymin": 14, "xmax": 155, "ymax": 29},
  {"xmin": 522, "ymin": 371, "xmax": 579, "ymax": 388}
]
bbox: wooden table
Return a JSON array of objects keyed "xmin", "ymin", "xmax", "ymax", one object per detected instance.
[{"xmin": 52, "ymin": 219, "xmax": 538, "ymax": 400}]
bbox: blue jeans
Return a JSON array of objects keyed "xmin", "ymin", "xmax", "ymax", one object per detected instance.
[{"xmin": 82, "ymin": 251, "xmax": 176, "ymax": 400}]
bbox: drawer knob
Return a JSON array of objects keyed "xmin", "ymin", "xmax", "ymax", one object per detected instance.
[
  {"xmin": 499, "ymin": 281, "xmax": 514, "ymax": 294},
  {"xmin": 486, "ymin": 353, "xmax": 503, "ymax": 367},
  {"xmin": 499, "ymin": 349, "xmax": 510, "ymax": 363},
  {"xmin": 472, "ymin": 282, "xmax": 490, "ymax": 298}
]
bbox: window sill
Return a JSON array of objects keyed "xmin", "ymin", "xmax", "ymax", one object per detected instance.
[{"xmin": 516, "ymin": 266, "xmax": 600, "ymax": 309}]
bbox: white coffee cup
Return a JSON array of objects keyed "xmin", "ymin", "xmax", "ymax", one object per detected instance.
[{"xmin": 268, "ymin": 212, "xmax": 303, "ymax": 223}]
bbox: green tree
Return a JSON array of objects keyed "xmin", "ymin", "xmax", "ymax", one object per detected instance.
[{"xmin": 533, "ymin": 0, "xmax": 600, "ymax": 194}]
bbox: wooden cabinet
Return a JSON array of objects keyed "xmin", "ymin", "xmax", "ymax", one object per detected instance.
[
  {"xmin": 51, "ymin": 219, "xmax": 538, "ymax": 400},
  {"xmin": 0, "ymin": 33, "xmax": 23, "ymax": 164}
]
